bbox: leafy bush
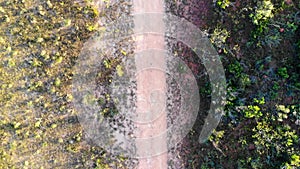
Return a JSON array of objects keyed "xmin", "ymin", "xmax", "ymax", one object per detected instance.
[
  {"xmin": 277, "ymin": 67, "xmax": 289, "ymax": 79},
  {"xmin": 217, "ymin": 0, "xmax": 231, "ymax": 9},
  {"xmin": 210, "ymin": 27, "xmax": 230, "ymax": 50},
  {"xmin": 250, "ymin": 0, "xmax": 274, "ymax": 35},
  {"xmin": 250, "ymin": 0, "xmax": 274, "ymax": 26}
]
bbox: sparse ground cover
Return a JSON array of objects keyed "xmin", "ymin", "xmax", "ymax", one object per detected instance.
[{"xmin": 0, "ymin": 0, "xmax": 299, "ymax": 168}]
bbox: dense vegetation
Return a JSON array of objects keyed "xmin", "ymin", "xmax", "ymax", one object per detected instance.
[
  {"xmin": 166, "ymin": 0, "xmax": 300, "ymax": 168},
  {"xmin": 0, "ymin": 0, "xmax": 299, "ymax": 168}
]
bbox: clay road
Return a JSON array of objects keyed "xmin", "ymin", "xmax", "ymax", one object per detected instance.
[
  {"xmin": 133, "ymin": 0, "xmax": 168, "ymax": 168},
  {"xmin": 93, "ymin": 0, "xmax": 168, "ymax": 168}
]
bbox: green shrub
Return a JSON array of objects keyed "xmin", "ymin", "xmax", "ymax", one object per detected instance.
[
  {"xmin": 244, "ymin": 105, "xmax": 263, "ymax": 118},
  {"xmin": 251, "ymin": 0, "xmax": 274, "ymax": 25},
  {"xmin": 250, "ymin": 0, "xmax": 274, "ymax": 35},
  {"xmin": 217, "ymin": 0, "xmax": 230, "ymax": 9},
  {"xmin": 252, "ymin": 117, "xmax": 299, "ymax": 167},
  {"xmin": 277, "ymin": 67, "xmax": 289, "ymax": 79}
]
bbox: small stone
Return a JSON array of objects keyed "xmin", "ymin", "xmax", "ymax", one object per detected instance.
[
  {"xmin": 248, "ymin": 144, "xmax": 256, "ymax": 150},
  {"xmin": 47, "ymin": 0, "xmax": 53, "ymax": 8},
  {"xmin": 51, "ymin": 123, "xmax": 57, "ymax": 129},
  {"xmin": 25, "ymin": 161, "xmax": 29, "ymax": 166},
  {"xmin": 58, "ymin": 138, "xmax": 64, "ymax": 143},
  {"xmin": 54, "ymin": 78, "xmax": 61, "ymax": 87},
  {"xmin": 14, "ymin": 122, "xmax": 21, "ymax": 129},
  {"xmin": 37, "ymin": 37, "xmax": 43, "ymax": 43},
  {"xmin": 35, "ymin": 121, "xmax": 41, "ymax": 128}
]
